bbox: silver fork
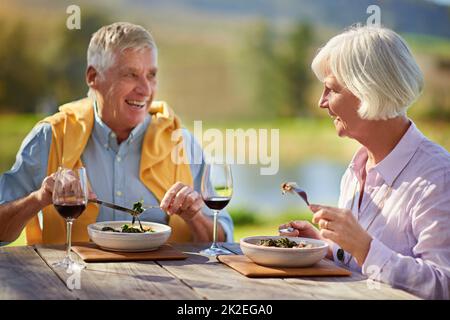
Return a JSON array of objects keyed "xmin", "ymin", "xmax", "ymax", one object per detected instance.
[
  {"xmin": 281, "ymin": 182, "xmax": 310, "ymax": 206},
  {"xmin": 279, "ymin": 227, "xmax": 295, "ymax": 234},
  {"xmin": 279, "ymin": 182, "xmax": 311, "ymax": 234}
]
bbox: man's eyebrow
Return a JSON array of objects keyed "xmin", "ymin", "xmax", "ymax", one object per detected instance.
[
  {"xmin": 120, "ymin": 66, "xmax": 158, "ymax": 73},
  {"xmin": 120, "ymin": 66, "xmax": 138, "ymax": 73}
]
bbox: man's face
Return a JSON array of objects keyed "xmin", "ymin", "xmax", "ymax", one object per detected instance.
[
  {"xmin": 318, "ymin": 72, "xmax": 363, "ymax": 139},
  {"xmin": 93, "ymin": 47, "xmax": 158, "ymax": 134}
]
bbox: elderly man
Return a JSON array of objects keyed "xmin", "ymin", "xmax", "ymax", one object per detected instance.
[{"xmin": 0, "ymin": 22, "xmax": 233, "ymax": 246}]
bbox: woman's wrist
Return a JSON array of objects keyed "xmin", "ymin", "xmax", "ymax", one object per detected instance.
[
  {"xmin": 324, "ymin": 239, "xmax": 335, "ymax": 260},
  {"xmin": 354, "ymin": 234, "xmax": 373, "ymax": 267},
  {"xmin": 326, "ymin": 247, "xmax": 334, "ymax": 260}
]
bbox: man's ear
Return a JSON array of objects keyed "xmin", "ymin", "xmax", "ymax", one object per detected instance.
[{"xmin": 86, "ymin": 66, "xmax": 99, "ymax": 89}]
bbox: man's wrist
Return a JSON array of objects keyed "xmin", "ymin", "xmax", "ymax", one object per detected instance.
[
  {"xmin": 29, "ymin": 190, "xmax": 48, "ymax": 209},
  {"xmin": 184, "ymin": 210, "xmax": 203, "ymax": 226}
]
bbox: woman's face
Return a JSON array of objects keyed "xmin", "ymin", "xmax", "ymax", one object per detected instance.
[{"xmin": 318, "ymin": 71, "xmax": 363, "ymax": 139}]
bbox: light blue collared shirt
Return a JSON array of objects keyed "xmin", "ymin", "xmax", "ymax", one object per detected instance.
[{"xmin": 0, "ymin": 103, "xmax": 234, "ymax": 244}]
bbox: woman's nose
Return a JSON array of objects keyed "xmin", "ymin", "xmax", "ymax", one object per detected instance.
[{"xmin": 318, "ymin": 92, "xmax": 328, "ymax": 109}]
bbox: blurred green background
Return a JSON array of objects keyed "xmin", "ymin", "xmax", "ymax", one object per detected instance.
[{"xmin": 1, "ymin": 0, "xmax": 449, "ymax": 246}]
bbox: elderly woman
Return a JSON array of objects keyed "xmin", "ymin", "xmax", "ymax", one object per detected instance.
[{"xmin": 279, "ymin": 26, "xmax": 450, "ymax": 299}]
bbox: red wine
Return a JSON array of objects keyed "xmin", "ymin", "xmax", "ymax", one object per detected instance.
[
  {"xmin": 204, "ymin": 197, "xmax": 230, "ymax": 210},
  {"xmin": 54, "ymin": 204, "xmax": 86, "ymax": 220}
]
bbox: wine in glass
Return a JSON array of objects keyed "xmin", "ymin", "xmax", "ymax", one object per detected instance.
[
  {"xmin": 200, "ymin": 163, "xmax": 233, "ymax": 256},
  {"xmin": 52, "ymin": 166, "xmax": 88, "ymax": 270}
]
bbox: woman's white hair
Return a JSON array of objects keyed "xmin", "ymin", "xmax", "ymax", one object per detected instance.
[
  {"xmin": 311, "ymin": 26, "xmax": 423, "ymax": 120},
  {"xmin": 86, "ymin": 22, "xmax": 157, "ymax": 98}
]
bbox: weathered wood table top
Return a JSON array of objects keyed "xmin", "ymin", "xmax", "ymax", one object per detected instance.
[{"xmin": 0, "ymin": 243, "xmax": 419, "ymax": 300}]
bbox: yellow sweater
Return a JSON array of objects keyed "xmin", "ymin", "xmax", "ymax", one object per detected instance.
[{"xmin": 25, "ymin": 98, "xmax": 193, "ymax": 244}]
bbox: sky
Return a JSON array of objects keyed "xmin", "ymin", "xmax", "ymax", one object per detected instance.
[{"xmin": 429, "ymin": 0, "xmax": 450, "ymax": 5}]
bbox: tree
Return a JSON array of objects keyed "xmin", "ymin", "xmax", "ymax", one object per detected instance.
[
  {"xmin": 0, "ymin": 22, "xmax": 46, "ymax": 112},
  {"xmin": 244, "ymin": 20, "xmax": 288, "ymax": 118},
  {"xmin": 48, "ymin": 11, "xmax": 112, "ymax": 105},
  {"xmin": 280, "ymin": 23, "xmax": 314, "ymax": 117},
  {"xmin": 245, "ymin": 21, "xmax": 315, "ymax": 118}
]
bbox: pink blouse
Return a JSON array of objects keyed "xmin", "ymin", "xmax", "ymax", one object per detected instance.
[{"xmin": 336, "ymin": 121, "xmax": 450, "ymax": 299}]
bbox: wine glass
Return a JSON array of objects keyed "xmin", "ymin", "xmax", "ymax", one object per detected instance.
[
  {"xmin": 52, "ymin": 166, "xmax": 88, "ymax": 270},
  {"xmin": 200, "ymin": 163, "xmax": 233, "ymax": 256}
]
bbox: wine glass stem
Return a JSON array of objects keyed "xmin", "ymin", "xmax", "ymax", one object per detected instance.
[
  {"xmin": 66, "ymin": 220, "xmax": 73, "ymax": 260},
  {"xmin": 211, "ymin": 210, "xmax": 219, "ymax": 248}
]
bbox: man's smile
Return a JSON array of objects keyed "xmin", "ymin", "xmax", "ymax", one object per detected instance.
[{"xmin": 125, "ymin": 99, "xmax": 147, "ymax": 109}]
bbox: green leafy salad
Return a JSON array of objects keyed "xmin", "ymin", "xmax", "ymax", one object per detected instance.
[{"xmin": 101, "ymin": 200, "xmax": 154, "ymax": 233}]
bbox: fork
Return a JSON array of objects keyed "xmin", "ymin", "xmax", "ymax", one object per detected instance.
[
  {"xmin": 281, "ymin": 182, "xmax": 310, "ymax": 206},
  {"xmin": 89, "ymin": 199, "xmax": 159, "ymax": 216}
]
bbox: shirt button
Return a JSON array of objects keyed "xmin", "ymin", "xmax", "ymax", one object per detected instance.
[
  {"xmin": 116, "ymin": 156, "xmax": 121, "ymax": 162},
  {"xmin": 111, "ymin": 132, "xmax": 116, "ymax": 138},
  {"xmin": 103, "ymin": 143, "xmax": 108, "ymax": 148},
  {"xmin": 116, "ymin": 191, "xmax": 122, "ymax": 196}
]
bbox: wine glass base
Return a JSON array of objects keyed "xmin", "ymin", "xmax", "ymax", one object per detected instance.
[
  {"xmin": 52, "ymin": 256, "xmax": 86, "ymax": 271},
  {"xmin": 201, "ymin": 246, "xmax": 233, "ymax": 256}
]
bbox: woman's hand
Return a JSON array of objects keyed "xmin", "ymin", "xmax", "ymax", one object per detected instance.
[
  {"xmin": 310, "ymin": 204, "xmax": 373, "ymax": 266},
  {"xmin": 278, "ymin": 220, "xmax": 320, "ymax": 239},
  {"xmin": 278, "ymin": 220, "xmax": 333, "ymax": 259},
  {"xmin": 160, "ymin": 182, "xmax": 204, "ymax": 221}
]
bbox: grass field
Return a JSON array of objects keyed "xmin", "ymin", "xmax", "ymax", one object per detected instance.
[
  {"xmin": 232, "ymin": 211, "xmax": 314, "ymax": 241},
  {"xmin": 0, "ymin": 113, "xmax": 43, "ymax": 173}
]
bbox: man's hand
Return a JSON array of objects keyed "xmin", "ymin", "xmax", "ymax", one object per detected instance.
[
  {"xmin": 33, "ymin": 173, "xmax": 56, "ymax": 207},
  {"xmin": 0, "ymin": 173, "xmax": 58, "ymax": 242},
  {"xmin": 310, "ymin": 204, "xmax": 373, "ymax": 266},
  {"xmin": 160, "ymin": 182, "xmax": 226, "ymax": 242},
  {"xmin": 160, "ymin": 182, "xmax": 204, "ymax": 221}
]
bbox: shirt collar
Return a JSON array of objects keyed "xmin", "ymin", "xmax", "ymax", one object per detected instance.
[
  {"xmin": 374, "ymin": 121, "xmax": 424, "ymax": 186},
  {"xmin": 348, "ymin": 146, "xmax": 369, "ymax": 186},
  {"xmin": 92, "ymin": 101, "xmax": 151, "ymax": 149},
  {"xmin": 349, "ymin": 120, "xmax": 424, "ymax": 186}
]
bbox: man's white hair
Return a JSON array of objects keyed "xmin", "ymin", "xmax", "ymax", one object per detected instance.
[
  {"xmin": 87, "ymin": 22, "xmax": 157, "ymax": 98},
  {"xmin": 311, "ymin": 26, "xmax": 423, "ymax": 120}
]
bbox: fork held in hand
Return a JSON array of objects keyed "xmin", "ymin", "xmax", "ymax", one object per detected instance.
[
  {"xmin": 281, "ymin": 182, "xmax": 310, "ymax": 206},
  {"xmin": 89, "ymin": 199, "xmax": 159, "ymax": 216}
]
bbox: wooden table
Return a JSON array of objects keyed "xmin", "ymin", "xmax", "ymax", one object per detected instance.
[{"xmin": 0, "ymin": 243, "xmax": 419, "ymax": 300}]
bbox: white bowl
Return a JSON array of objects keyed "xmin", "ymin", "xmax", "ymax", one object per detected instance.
[
  {"xmin": 240, "ymin": 236, "xmax": 329, "ymax": 267},
  {"xmin": 88, "ymin": 221, "xmax": 171, "ymax": 252}
]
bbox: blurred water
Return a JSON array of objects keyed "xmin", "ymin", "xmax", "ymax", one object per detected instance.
[{"xmin": 228, "ymin": 159, "xmax": 347, "ymax": 215}]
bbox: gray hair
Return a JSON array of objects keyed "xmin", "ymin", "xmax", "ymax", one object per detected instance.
[
  {"xmin": 311, "ymin": 26, "xmax": 424, "ymax": 120},
  {"xmin": 87, "ymin": 22, "xmax": 157, "ymax": 98}
]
